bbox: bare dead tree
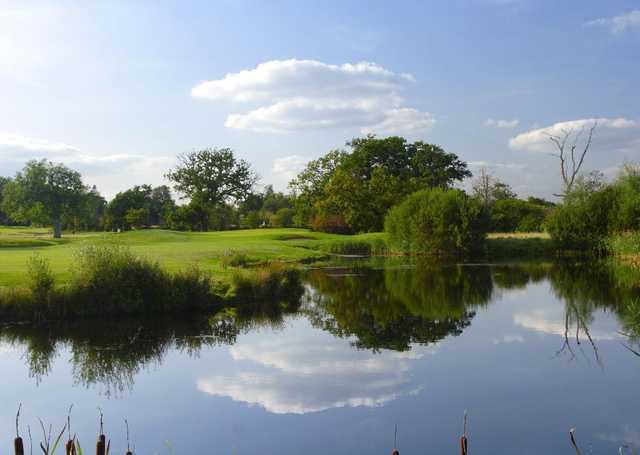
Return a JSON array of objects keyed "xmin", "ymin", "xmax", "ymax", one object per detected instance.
[
  {"xmin": 471, "ymin": 167, "xmax": 493, "ymax": 206},
  {"xmin": 548, "ymin": 122, "xmax": 597, "ymax": 197}
]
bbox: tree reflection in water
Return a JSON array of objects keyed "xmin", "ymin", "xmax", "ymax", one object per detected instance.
[
  {"xmin": 303, "ymin": 263, "xmax": 493, "ymax": 352},
  {"xmin": 0, "ymin": 298, "xmax": 302, "ymax": 395},
  {"xmin": 3, "ymin": 260, "xmax": 640, "ymax": 392}
]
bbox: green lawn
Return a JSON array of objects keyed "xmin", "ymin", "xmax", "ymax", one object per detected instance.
[{"xmin": 0, "ymin": 227, "xmax": 385, "ymax": 287}]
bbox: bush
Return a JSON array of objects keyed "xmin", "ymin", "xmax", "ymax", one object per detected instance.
[
  {"xmin": 611, "ymin": 166, "xmax": 640, "ymax": 232},
  {"xmin": 490, "ymin": 199, "xmax": 547, "ymax": 232},
  {"xmin": 311, "ymin": 212, "xmax": 350, "ymax": 234},
  {"xmin": 546, "ymin": 186, "xmax": 616, "ymax": 253},
  {"xmin": 69, "ymin": 243, "xmax": 173, "ymax": 315},
  {"xmin": 220, "ymin": 250, "xmax": 257, "ymax": 268},
  {"xmin": 270, "ymin": 208, "xmax": 295, "ymax": 227},
  {"xmin": 27, "ymin": 255, "xmax": 55, "ymax": 307},
  {"xmin": 385, "ymin": 188, "xmax": 488, "ymax": 256}
]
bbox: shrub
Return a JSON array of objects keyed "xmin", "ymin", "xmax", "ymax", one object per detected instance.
[
  {"xmin": 311, "ymin": 212, "xmax": 350, "ymax": 234},
  {"xmin": 490, "ymin": 199, "xmax": 547, "ymax": 232},
  {"xmin": 26, "ymin": 255, "xmax": 55, "ymax": 307},
  {"xmin": 220, "ymin": 250, "xmax": 257, "ymax": 268},
  {"xmin": 546, "ymin": 186, "xmax": 616, "ymax": 253},
  {"xmin": 270, "ymin": 208, "xmax": 295, "ymax": 227},
  {"xmin": 610, "ymin": 166, "xmax": 640, "ymax": 232},
  {"xmin": 68, "ymin": 243, "xmax": 173, "ymax": 315},
  {"xmin": 385, "ymin": 188, "xmax": 488, "ymax": 256}
]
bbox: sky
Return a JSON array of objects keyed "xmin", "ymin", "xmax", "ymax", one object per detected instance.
[{"xmin": 1, "ymin": 0, "xmax": 639, "ymax": 199}]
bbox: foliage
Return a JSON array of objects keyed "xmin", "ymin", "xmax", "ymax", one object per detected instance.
[
  {"xmin": 290, "ymin": 136, "xmax": 471, "ymax": 232},
  {"xmin": 610, "ymin": 164, "xmax": 640, "ymax": 232},
  {"xmin": 238, "ymin": 185, "xmax": 294, "ymax": 228},
  {"xmin": 125, "ymin": 207, "xmax": 150, "ymax": 229},
  {"xmin": 385, "ymin": 188, "xmax": 488, "ymax": 256},
  {"xmin": 289, "ymin": 150, "xmax": 347, "ymax": 227},
  {"xmin": 546, "ymin": 183, "xmax": 617, "ymax": 253},
  {"xmin": 105, "ymin": 184, "xmax": 175, "ymax": 230},
  {"xmin": 270, "ymin": 207, "xmax": 295, "ymax": 227},
  {"xmin": 166, "ymin": 148, "xmax": 257, "ymax": 231},
  {"xmin": 27, "ymin": 255, "xmax": 55, "ymax": 309},
  {"xmin": 227, "ymin": 264, "xmax": 303, "ymax": 305},
  {"xmin": 1, "ymin": 160, "xmax": 87, "ymax": 238},
  {"xmin": 490, "ymin": 198, "xmax": 548, "ymax": 232}
]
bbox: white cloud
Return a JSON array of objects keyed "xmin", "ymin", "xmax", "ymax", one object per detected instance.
[
  {"xmin": 514, "ymin": 308, "xmax": 621, "ymax": 341},
  {"xmin": 485, "ymin": 118, "xmax": 520, "ymax": 129},
  {"xmin": 585, "ymin": 10, "xmax": 640, "ymax": 34},
  {"xmin": 272, "ymin": 155, "xmax": 308, "ymax": 182},
  {"xmin": 197, "ymin": 329, "xmax": 434, "ymax": 414},
  {"xmin": 192, "ymin": 59, "xmax": 434, "ymax": 134},
  {"xmin": 0, "ymin": 132, "xmax": 172, "ymax": 198},
  {"xmin": 509, "ymin": 118, "xmax": 638, "ymax": 153}
]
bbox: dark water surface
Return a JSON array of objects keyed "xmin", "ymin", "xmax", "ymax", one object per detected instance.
[{"xmin": 1, "ymin": 262, "xmax": 639, "ymax": 454}]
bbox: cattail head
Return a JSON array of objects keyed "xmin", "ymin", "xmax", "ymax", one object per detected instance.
[
  {"xmin": 391, "ymin": 450, "xmax": 399, "ymax": 455},
  {"xmin": 14, "ymin": 436, "xmax": 25, "ymax": 455}
]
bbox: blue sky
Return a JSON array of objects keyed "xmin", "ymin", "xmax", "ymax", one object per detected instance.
[{"xmin": 1, "ymin": 0, "xmax": 639, "ymax": 198}]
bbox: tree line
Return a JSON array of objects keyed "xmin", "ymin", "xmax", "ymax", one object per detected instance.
[{"xmin": 0, "ymin": 134, "xmax": 585, "ymax": 240}]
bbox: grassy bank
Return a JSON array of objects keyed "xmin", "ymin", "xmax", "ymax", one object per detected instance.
[{"xmin": 0, "ymin": 227, "xmax": 385, "ymax": 287}]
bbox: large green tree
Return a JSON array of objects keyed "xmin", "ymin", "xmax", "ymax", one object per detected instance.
[
  {"xmin": 293, "ymin": 136, "xmax": 471, "ymax": 233},
  {"xmin": 1, "ymin": 160, "xmax": 86, "ymax": 238},
  {"xmin": 166, "ymin": 148, "xmax": 257, "ymax": 231}
]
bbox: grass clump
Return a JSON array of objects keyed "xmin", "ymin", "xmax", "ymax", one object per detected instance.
[{"xmin": 220, "ymin": 249, "xmax": 259, "ymax": 268}]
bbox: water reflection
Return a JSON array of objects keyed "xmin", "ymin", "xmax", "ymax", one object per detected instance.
[
  {"xmin": 1, "ymin": 260, "xmax": 639, "ymax": 394},
  {"xmin": 198, "ymin": 324, "xmax": 434, "ymax": 414}
]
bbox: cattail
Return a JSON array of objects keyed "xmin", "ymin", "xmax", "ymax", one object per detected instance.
[
  {"xmin": 124, "ymin": 418, "xmax": 133, "ymax": 455},
  {"xmin": 460, "ymin": 410, "xmax": 468, "ymax": 455},
  {"xmin": 391, "ymin": 424, "xmax": 399, "ymax": 455},
  {"xmin": 66, "ymin": 405, "xmax": 75, "ymax": 455},
  {"xmin": 15, "ymin": 404, "xmax": 24, "ymax": 455},
  {"xmin": 569, "ymin": 428, "xmax": 582, "ymax": 455},
  {"xmin": 96, "ymin": 408, "xmax": 106, "ymax": 455}
]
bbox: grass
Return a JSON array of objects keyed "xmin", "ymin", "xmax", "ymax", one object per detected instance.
[
  {"xmin": 486, "ymin": 232, "xmax": 554, "ymax": 260},
  {"xmin": 0, "ymin": 227, "xmax": 384, "ymax": 287},
  {"xmin": 608, "ymin": 232, "xmax": 640, "ymax": 262}
]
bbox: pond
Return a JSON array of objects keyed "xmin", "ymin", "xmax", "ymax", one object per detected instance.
[{"xmin": 1, "ymin": 262, "xmax": 639, "ymax": 454}]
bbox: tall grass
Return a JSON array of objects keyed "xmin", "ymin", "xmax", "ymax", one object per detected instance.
[{"xmin": 0, "ymin": 243, "xmax": 303, "ymax": 323}]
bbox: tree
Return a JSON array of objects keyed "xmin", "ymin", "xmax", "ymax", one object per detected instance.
[
  {"xmin": 1, "ymin": 160, "xmax": 85, "ymax": 238},
  {"xmin": 471, "ymin": 167, "xmax": 516, "ymax": 206},
  {"xmin": 125, "ymin": 207, "xmax": 150, "ymax": 229},
  {"xmin": 549, "ymin": 122, "xmax": 597, "ymax": 197},
  {"xmin": 303, "ymin": 136, "xmax": 471, "ymax": 233},
  {"xmin": 289, "ymin": 150, "xmax": 347, "ymax": 226},
  {"xmin": 0, "ymin": 176, "xmax": 16, "ymax": 225},
  {"xmin": 166, "ymin": 148, "xmax": 257, "ymax": 231},
  {"xmin": 105, "ymin": 185, "xmax": 153, "ymax": 230}
]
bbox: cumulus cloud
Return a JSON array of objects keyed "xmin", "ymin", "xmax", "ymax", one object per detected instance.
[
  {"xmin": 514, "ymin": 308, "xmax": 621, "ymax": 341},
  {"xmin": 272, "ymin": 155, "xmax": 308, "ymax": 182},
  {"xmin": 197, "ymin": 328, "xmax": 434, "ymax": 414},
  {"xmin": 485, "ymin": 118, "xmax": 520, "ymax": 129},
  {"xmin": 0, "ymin": 132, "xmax": 172, "ymax": 197},
  {"xmin": 192, "ymin": 59, "xmax": 434, "ymax": 134},
  {"xmin": 508, "ymin": 118, "xmax": 638, "ymax": 153},
  {"xmin": 585, "ymin": 10, "xmax": 640, "ymax": 34}
]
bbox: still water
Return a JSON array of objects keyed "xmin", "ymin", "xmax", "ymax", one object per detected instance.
[{"xmin": 1, "ymin": 262, "xmax": 639, "ymax": 454}]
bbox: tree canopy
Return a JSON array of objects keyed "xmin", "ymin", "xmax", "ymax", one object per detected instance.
[
  {"xmin": 1, "ymin": 160, "xmax": 87, "ymax": 238},
  {"xmin": 165, "ymin": 148, "xmax": 257, "ymax": 230},
  {"xmin": 291, "ymin": 135, "xmax": 472, "ymax": 233}
]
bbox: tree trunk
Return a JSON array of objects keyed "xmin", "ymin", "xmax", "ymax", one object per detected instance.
[{"xmin": 53, "ymin": 219, "xmax": 62, "ymax": 238}]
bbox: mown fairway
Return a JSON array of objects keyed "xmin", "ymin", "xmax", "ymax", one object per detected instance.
[{"xmin": 0, "ymin": 226, "xmax": 385, "ymax": 287}]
